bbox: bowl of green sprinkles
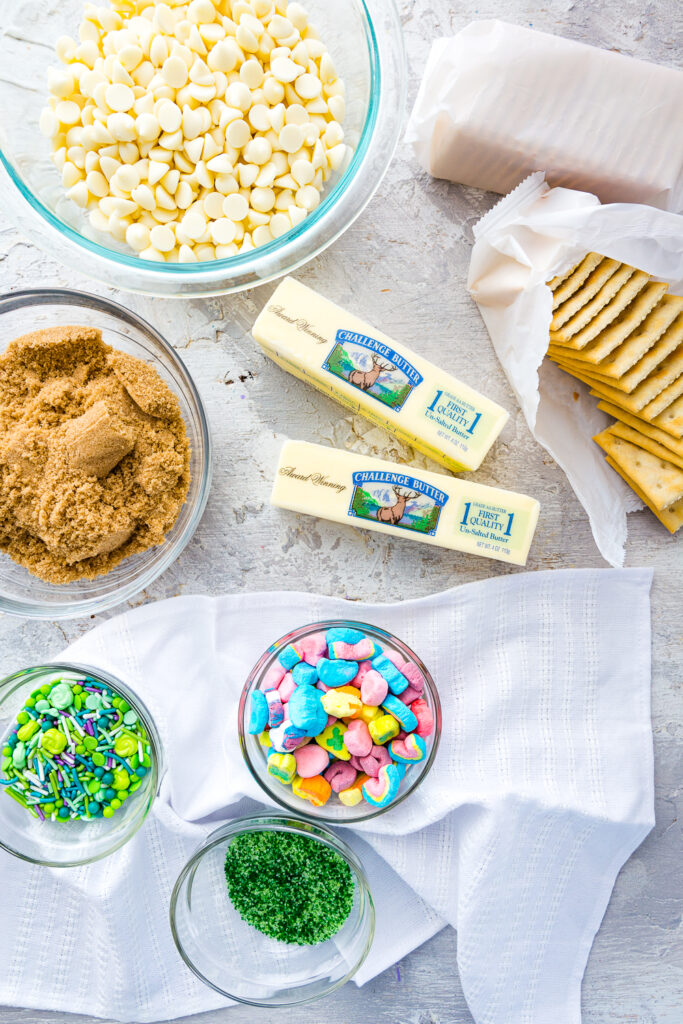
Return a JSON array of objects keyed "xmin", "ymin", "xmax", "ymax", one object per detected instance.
[
  {"xmin": 170, "ymin": 813, "xmax": 375, "ymax": 1006},
  {"xmin": 0, "ymin": 663, "xmax": 162, "ymax": 866}
]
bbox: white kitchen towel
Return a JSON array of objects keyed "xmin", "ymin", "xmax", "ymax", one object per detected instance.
[
  {"xmin": 0, "ymin": 569, "xmax": 654, "ymax": 1024},
  {"xmin": 468, "ymin": 172, "xmax": 683, "ymax": 567}
]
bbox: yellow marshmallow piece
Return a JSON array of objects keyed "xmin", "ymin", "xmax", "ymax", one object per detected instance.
[
  {"xmin": 321, "ymin": 689, "xmax": 363, "ymax": 719},
  {"xmin": 315, "ymin": 721, "xmax": 350, "ymax": 760},
  {"xmin": 369, "ymin": 714, "xmax": 400, "ymax": 745}
]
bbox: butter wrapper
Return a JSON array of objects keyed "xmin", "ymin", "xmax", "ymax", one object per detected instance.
[
  {"xmin": 467, "ymin": 172, "xmax": 683, "ymax": 567},
  {"xmin": 406, "ymin": 20, "xmax": 683, "ymax": 211}
]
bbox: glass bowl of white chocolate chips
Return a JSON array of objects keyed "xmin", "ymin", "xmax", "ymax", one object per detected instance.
[{"xmin": 0, "ymin": 0, "xmax": 406, "ymax": 297}]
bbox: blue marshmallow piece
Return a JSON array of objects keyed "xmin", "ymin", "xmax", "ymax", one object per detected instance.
[
  {"xmin": 325, "ymin": 626, "xmax": 365, "ymax": 646},
  {"xmin": 381, "ymin": 694, "xmax": 418, "ymax": 732},
  {"xmin": 292, "ymin": 661, "xmax": 318, "ymax": 686},
  {"xmin": 371, "ymin": 653, "xmax": 409, "ymax": 695},
  {"xmin": 247, "ymin": 690, "xmax": 269, "ymax": 734},
  {"xmin": 288, "ymin": 684, "xmax": 328, "ymax": 736},
  {"xmin": 316, "ymin": 657, "xmax": 358, "ymax": 687},
  {"xmin": 278, "ymin": 643, "xmax": 303, "ymax": 670}
]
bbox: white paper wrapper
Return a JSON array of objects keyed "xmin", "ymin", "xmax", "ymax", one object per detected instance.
[
  {"xmin": 467, "ymin": 172, "xmax": 683, "ymax": 566},
  {"xmin": 406, "ymin": 21, "xmax": 683, "ymax": 211}
]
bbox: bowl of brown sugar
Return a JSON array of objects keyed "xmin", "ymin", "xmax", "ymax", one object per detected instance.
[{"xmin": 0, "ymin": 290, "xmax": 211, "ymax": 618}]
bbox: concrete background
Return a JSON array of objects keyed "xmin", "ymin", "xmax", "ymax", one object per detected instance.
[{"xmin": 0, "ymin": 0, "xmax": 681, "ymax": 1021}]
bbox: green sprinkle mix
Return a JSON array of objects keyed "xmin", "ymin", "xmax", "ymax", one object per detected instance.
[{"xmin": 224, "ymin": 831, "xmax": 354, "ymax": 946}]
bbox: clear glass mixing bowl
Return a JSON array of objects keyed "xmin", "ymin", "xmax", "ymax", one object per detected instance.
[
  {"xmin": 0, "ymin": 288, "xmax": 212, "ymax": 618},
  {"xmin": 238, "ymin": 619, "xmax": 441, "ymax": 823},
  {"xmin": 170, "ymin": 813, "xmax": 375, "ymax": 1005},
  {"xmin": 0, "ymin": 0, "xmax": 406, "ymax": 297},
  {"xmin": 0, "ymin": 663, "xmax": 163, "ymax": 866}
]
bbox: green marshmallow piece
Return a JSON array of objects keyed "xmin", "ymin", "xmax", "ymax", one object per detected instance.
[
  {"xmin": 85, "ymin": 693, "xmax": 104, "ymax": 711},
  {"xmin": 17, "ymin": 720, "xmax": 39, "ymax": 742},
  {"xmin": 83, "ymin": 735, "xmax": 98, "ymax": 750},
  {"xmin": 35, "ymin": 700, "xmax": 50, "ymax": 712},
  {"xmin": 123, "ymin": 710, "xmax": 138, "ymax": 726},
  {"xmin": 112, "ymin": 768, "xmax": 130, "ymax": 790},
  {"xmin": 88, "ymin": 779, "xmax": 100, "ymax": 794},
  {"xmin": 92, "ymin": 752, "xmax": 106, "ymax": 766},
  {"xmin": 42, "ymin": 729, "xmax": 67, "ymax": 756},
  {"xmin": 49, "ymin": 683, "xmax": 74, "ymax": 710}
]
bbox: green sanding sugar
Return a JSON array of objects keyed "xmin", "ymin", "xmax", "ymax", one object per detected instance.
[{"xmin": 224, "ymin": 830, "xmax": 354, "ymax": 945}]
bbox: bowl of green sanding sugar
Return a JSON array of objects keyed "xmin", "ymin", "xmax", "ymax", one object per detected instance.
[
  {"xmin": 0, "ymin": 663, "xmax": 162, "ymax": 866},
  {"xmin": 170, "ymin": 813, "xmax": 375, "ymax": 1006}
]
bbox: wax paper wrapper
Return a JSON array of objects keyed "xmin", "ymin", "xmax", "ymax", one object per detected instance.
[
  {"xmin": 406, "ymin": 20, "xmax": 683, "ymax": 211},
  {"xmin": 467, "ymin": 172, "xmax": 683, "ymax": 566}
]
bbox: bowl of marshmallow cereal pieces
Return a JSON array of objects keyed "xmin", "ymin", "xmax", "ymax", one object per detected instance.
[
  {"xmin": 170, "ymin": 812, "xmax": 375, "ymax": 1005},
  {"xmin": 0, "ymin": 0, "xmax": 406, "ymax": 296},
  {"xmin": 238, "ymin": 620, "xmax": 441, "ymax": 822},
  {"xmin": 0, "ymin": 288, "xmax": 211, "ymax": 618},
  {"xmin": 0, "ymin": 663, "xmax": 162, "ymax": 866}
]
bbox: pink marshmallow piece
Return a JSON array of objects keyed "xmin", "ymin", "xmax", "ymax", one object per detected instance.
[
  {"xmin": 294, "ymin": 743, "xmax": 330, "ymax": 778},
  {"xmin": 344, "ymin": 718, "xmax": 372, "ymax": 757},
  {"xmin": 278, "ymin": 673, "xmax": 297, "ymax": 703},
  {"xmin": 360, "ymin": 669, "xmax": 388, "ymax": 707},
  {"xmin": 299, "ymin": 632, "xmax": 328, "ymax": 665},
  {"xmin": 372, "ymin": 744, "xmax": 392, "ymax": 767},
  {"xmin": 324, "ymin": 761, "xmax": 357, "ymax": 793},
  {"xmin": 332, "ymin": 638, "xmax": 377, "ymax": 661},
  {"xmin": 411, "ymin": 698, "xmax": 434, "ymax": 738},
  {"xmin": 359, "ymin": 745, "xmax": 392, "ymax": 778},
  {"xmin": 399, "ymin": 685, "xmax": 421, "ymax": 705},
  {"xmin": 348, "ymin": 754, "xmax": 365, "ymax": 772},
  {"xmin": 359, "ymin": 754, "xmax": 380, "ymax": 778},
  {"xmin": 353, "ymin": 660, "xmax": 374, "ymax": 683},
  {"xmin": 261, "ymin": 662, "xmax": 286, "ymax": 690},
  {"xmin": 316, "ymin": 680, "xmax": 332, "ymax": 693},
  {"xmin": 401, "ymin": 661, "xmax": 425, "ymax": 693},
  {"xmin": 384, "ymin": 650, "xmax": 407, "ymax": 670}
]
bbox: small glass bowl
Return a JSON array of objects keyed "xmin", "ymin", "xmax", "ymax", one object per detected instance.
[
  {"xmin": 0, "ymin": 288, "xmax": 212, "ymax": 618},
  {"xmin": 238, "ymin": 620, "xmax": 441, "ymax": 823},
  {"xmin": 0, "ymin": 0, "xmax": 406, "ymax": 297},
  {"xmin": 170, "ymin": 813, "xmax": 375, "ymax": 1006},
  {"xmin": 0, "ymin": 663, "xmax": 162, "ymax": 867}
]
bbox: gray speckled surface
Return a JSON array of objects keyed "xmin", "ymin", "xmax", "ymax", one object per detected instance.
[{"xmin": 0, "ymin": 0, "xmax": 682, "ymax": 1021}]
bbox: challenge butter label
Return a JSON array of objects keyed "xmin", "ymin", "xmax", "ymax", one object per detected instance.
[
  {"xmin": 348, "ymin": 470, "xmax": 448, "ymax": 536},
  {"xmin": 324, "ymin": 330, "xmax": 423, "ymax": 412}
]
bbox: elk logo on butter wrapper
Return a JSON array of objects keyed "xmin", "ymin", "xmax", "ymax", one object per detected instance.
[
  {"xmin": 323, "ymin": 330, "xmax": 423, "ymax": 411},
  {"xmin": 348, "ymin": 470, "xmax": 447, "ymax": 535}
]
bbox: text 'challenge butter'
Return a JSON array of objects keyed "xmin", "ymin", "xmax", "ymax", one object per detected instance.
[
  {"xmin": 272, "ymin": 441, "xmax": 540, "ymax": 566},
  {"xmin": 254, "ymin": 278, "xmax": 509, "ymax": 472}
]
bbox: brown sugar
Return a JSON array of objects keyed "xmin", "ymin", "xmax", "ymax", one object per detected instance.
[{"xmin": 0, "ymin": 325, "xmax": 191, "ymax": 583}]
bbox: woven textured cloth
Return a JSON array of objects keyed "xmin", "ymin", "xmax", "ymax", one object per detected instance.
[{"xmin": 0, "ymin": 569, "xmax": 653, "ymax": 1023}]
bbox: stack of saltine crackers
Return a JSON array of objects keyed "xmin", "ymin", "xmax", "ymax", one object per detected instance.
[{"xmin": 547, "ymin": 253, "xmax": 683, "ymax": 533}]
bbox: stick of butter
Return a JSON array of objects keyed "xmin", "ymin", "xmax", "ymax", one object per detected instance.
[
  {"xmin": 253, "ymin": 277, "xmax": 509, "ymax": 472},
  {"xmin": 272, "ymin": 440, "xmax": 540, "ymax": 566}
]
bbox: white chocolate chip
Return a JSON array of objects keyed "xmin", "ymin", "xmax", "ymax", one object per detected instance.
[
  {"xmin": 278, "ymin": 123, "xmax": 304, "ymax": 153},
  {"xmin": 294, "ymin": 73, "xmax": 321, "ymax": 100},
  {"xmin": 270, "ymin": 56, "xmax": 302, "ymax": 83},
  {"xmin": 209, "ymin": 218, "xmax": 236, "ymax": 244},
  {"xmin": 226, "ymin": 118, "xmax": 251, "ymax": 149},
  {"xmin": 223, "ymin": 192, "xmax": 249, "ymax": 220}
]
